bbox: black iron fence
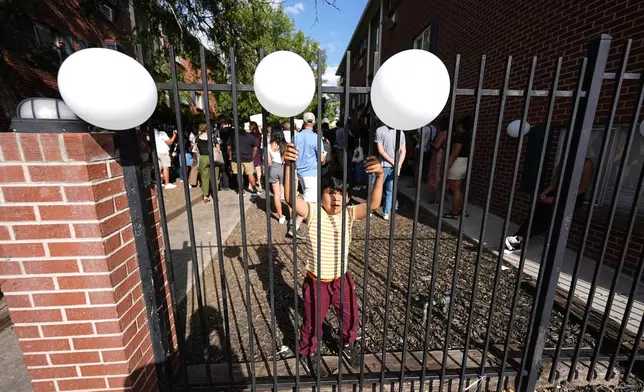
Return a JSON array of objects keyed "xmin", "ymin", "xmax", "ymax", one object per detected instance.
[{"xmin": 127, "ymin": 33, "xmax": 644, "ymax": 392}]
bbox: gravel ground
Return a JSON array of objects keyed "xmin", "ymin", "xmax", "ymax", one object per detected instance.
[{"xmin": 179, "ymin": 193, "xmax": 600, "ymax": 369}]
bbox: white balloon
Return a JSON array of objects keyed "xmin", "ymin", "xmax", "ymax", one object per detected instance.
[
  {"xmin": 57, "ymin": 48, "xmax": 157, "ymax": 130},
  {"xmin": 254, "ymin": 51, "xmax": 315, "ymax": 117},
  {"xmin": 370, "ymin": 50, "xmax": 450, "ymax": 130},
  {"xmin": 507, "ymin": 120, "xmax": 531, "ymax": 138}
]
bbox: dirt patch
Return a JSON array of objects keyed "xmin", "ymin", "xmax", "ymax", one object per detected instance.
[{"xmin": 177, "ymin": 193, "xmax": 602, "ymax": 365}]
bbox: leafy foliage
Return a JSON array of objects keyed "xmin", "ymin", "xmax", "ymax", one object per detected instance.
[{"xmin": 129, "ymin": 0, "xmax": 327, "ymax": 122}]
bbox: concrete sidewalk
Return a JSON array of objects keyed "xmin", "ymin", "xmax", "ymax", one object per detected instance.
[
  {"xmin": 397, "ymin": 176, "xmax": 644, "ymax": 335},
  {"xmin": 164, "ymin": 187, "xmax": 251, "ymax": 304}
]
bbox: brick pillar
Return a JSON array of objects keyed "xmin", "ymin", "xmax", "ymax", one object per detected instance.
[{"xmin": 0, "ymin": 132, "xmax": 171, "ymax": 392}]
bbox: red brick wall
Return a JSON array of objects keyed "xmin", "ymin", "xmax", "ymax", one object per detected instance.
[
  {"xmin": 0, "ymin": 132, "xmax": 176, "ymax": 391},
  {"xmin": 344, "ymin": 0, "xmax": 644, "ymax": 274}
]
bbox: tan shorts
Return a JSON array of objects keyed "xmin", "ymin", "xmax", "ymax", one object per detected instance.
[
  {"xmin": 158, "ymin": 152, "xmax": 171, "ymax": 168},
  {"xmin": 231, "ymin": 161, "xmax": 254, "ymax": 175},
  {"xmin": 447, "ymin": 157, "xmax": 468, "ymax": 180}
]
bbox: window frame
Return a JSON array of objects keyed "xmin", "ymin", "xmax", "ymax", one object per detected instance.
[{"xmin": 413, "ymin": 24, "xmax": 432, "ymax": 51}]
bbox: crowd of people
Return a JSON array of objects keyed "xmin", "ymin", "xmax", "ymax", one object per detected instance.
[{"xmin": 150, "ymin": 112, "xmax": 596, "ymax": 378}]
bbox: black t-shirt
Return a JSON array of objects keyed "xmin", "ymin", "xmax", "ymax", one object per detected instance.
[
  {"xmin": 452, "ymin": 131, "xmax": 471, "ymax": 157},
  {"xmin": 227, "ymin": 131, "xmax": 258, "ymax": 162},
  {"xmin": 219, "ymin": 126, "xmax": 233, "ymax": 147}
]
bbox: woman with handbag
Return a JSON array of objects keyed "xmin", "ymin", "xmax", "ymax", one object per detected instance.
[{"xmin": 196, "ymin": 124, "xmax": 223, "ymax": 203}]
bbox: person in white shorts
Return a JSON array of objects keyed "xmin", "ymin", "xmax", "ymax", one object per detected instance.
[
  {"xmin": 290, "ymin": 112, "xmax": 326, "ymax": 238},
  {"xmin": 444, "ymin": 116, "xmax": 473, "ymax": 219},
  {"xmin": 155, "ymin": 127, "xmax": 177, "ymax": 189}
]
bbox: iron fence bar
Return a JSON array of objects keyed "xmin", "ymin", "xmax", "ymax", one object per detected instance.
[
  {"xmin": 499, "ymin": 55, "xmax": 560, "ymax": 384},
  {"xmin": 454, "ymin": 89, "xmax": 582, "ymax": 98},
  {"xmin": 379, "ymin": 128, "xmax": 402, "ymax": 392},
  {"xmin": 198, "ymin": 44, "xmax": 235, "ymax": 389},
  {"xmin": 186, "ymin": 368, "xmax": 522, "ymax": 390},
  {"xmin": 155, "ymin": 82, "xmax": 369, "ymax": 94},
  {"xmin": 257, "ymin": 48, "xmax": 279, "ymax": 392},
  {"xmin": 603, "ymin": 72, "xmax": 641, "ymax": 80},
  {"xmin": 496, "ymin": 57, "xmax": 540, "ymax": 391},
  {"xmin": 522, "ymin": 34, "xmax": 611, "ymax": 392},
  {"xmin": 337, "ymin": 49, "xmax": 350, "ymax": 391},
  {"xmin": 316, "ymin": 49, "xmax": 324, "ymax": 392},
  {"xmin": 358, "ymin": 71, "xmax": 375, "ymax": 392},
  {"xmin": 587, "ymin": 73, "xmax": 644, "ymax": 379},
  {"xmin": 136, "ymin": 44, "xmax": 190, "ymax": 389},
  {"xmin": 418, "ymin": 53, "xmax": 459, "ymax": 392},
  {"xmin": 118, "ymin": 127, "xmax": 173, "ymax": 391},
  {"xmin": 480, "ymin": 56, "xmax": 538, "ymax": 380},
  {"xmin": 551, "ymin": 40, "xmax": 631, "ymax": 383},
  {"xmin": 169, "ymin": 44, "xmax": 213, "ymax": 388},
  {"xmin": 569, "ymin": 61, "xmax": 642, "ymax": 383},
  {"xmin": 460, "ymin": 55, "xmax": 511, "ymax": 389},
  {"xmin": 229, "ymin": 46, "xmax": 256, "ymax": 391},
  {"xmin": 608, "ymin": 251, "xmax": 644, "ymax": 378},
  {"xmin": 517, "ymin": 57, "xmax": 589, "ymax": 388},
  {"xmin": 625, "ymin": 309, "xmax": 644, "ymax": 377},
  {"xmin": 290, "ymin": 115, "xmax": 301, "ymax": 389},
  {"xmin": 398, "ymin": 125, "xmax": 427, "ymax": 391},
  {"xmin": 439, "ymin": 55, "xmax": 486, "ymax": 392}
]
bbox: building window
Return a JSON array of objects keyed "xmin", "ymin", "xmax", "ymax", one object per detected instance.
[
  {"xmin": 359, "ymin": 57, "xmax": 364, "ymax": 68},
  {"xmin": 195, "ymin": 92, "xmax": 204, "ymax": 110},
  {"xmin": 33, "ymin": 23, "xmax": 57, "ymax": 50},
  {"xmin": 103, "ymin": 40, "xmax": 123, "ymax": 52},
  {"xmin": 77, "ymin": 40, "xmax": 89, "ymax": 50},
  {"xmin": 414, "ymin": 25, "xmax": 431, "ymax": 51},
  {"xmin": 99, "ymin": 4, "xmax": 115, "ymax": 22},
  {"xmin": 557, "ymin": 125, "xmax": 644, "ymax": 212},
  {"xmin": 360, "ymin": 38, "xmax": 367, "ymax": 54}
]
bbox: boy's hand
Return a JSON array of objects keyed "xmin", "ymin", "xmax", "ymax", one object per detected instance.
[
  {"xmin": 284, "ymin": 144, "xmax": 298, "ymax": 163},
  {"xmin": 364, "ymin": 156, "xmax": 383, "ymax": 176}
]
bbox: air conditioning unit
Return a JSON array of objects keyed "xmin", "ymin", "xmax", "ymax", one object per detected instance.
[{"xmin": 99, "ymin": 4, "xmax": 115, "ymax": 22}]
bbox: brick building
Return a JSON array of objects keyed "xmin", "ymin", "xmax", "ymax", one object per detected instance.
[
  {"xmin": 0, "ymin": 1, "xmax": 216, "ymax": 131},
  {"xmin": 0, "ymin": 0, "xmax": 136, "ymax": 131},
  {"xmin": 338, "ymin": 0, "xmax": 644, "ymax": 275}
]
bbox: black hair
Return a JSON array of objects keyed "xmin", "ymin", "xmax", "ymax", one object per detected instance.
[
  {"xmin": 456, "ymin": 115, "xmax": 474, "ymax": 131},
  {"xmin": 320, "ymin": 175, "xmax": 350, "ymax": 197},
  {"xmin": 435, "ymin": 116, "xmax": 449, "ymax": 131},
  {"xmin": 270, "ymin": 130, "xmax": 287, "ymax": 155}
]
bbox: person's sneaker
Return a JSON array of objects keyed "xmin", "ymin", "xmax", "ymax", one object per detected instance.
[
  {"xmin": 286, "ymin": 227, "xmax": 306, "ymax": 239},
  {"xmin": 164, "ymin": 183, "xmax": 177, "ymax": 190},
  {"xmin": 504, "ymin": 236, "xmax": 522, "ymax": 253},
  {"xmin": 300, "ymin": 352, "xmax": 328, "ymax": 378},
  {"xmin": 342, "ymin": 342, "xmax": 361, "ymax": 368},
  {"xmin": 279, "ymin": 216, "xmax": 286, "ymax": 225},
  {"xmin": 382, "ymin": 214, "xmax": 390, "ymax": 221}
]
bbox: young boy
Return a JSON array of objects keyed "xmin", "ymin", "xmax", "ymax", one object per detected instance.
[{"xmin": 283, "ymin": 143, "xmax": 385, "ymax": 377}]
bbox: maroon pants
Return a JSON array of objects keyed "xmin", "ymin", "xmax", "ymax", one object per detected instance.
[{"xmin": 298, "ymin": 272, "xmax": 359, "ymax": 356}]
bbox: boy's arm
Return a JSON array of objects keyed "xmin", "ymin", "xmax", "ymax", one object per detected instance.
[
  {"xmin": 227, "ymin": 145, "xmax": 232, "ymax": 160},
  {"xmin": 354, "ymin": 157, "xmax": 384, "ymax": 220},
  {"xmin": 284, "ymin": 144, "xmax": 310, "ymax": 218}
]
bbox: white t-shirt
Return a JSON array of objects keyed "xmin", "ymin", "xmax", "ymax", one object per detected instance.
[
  {"xmin": 283, "ymin": 130, "xmax": 292, "ymax": 144},
  {"xmin": 155, "ymin": 129, "xmax": 170, "ymax": 154}
]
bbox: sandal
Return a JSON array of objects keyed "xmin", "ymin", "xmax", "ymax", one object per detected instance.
[
  {"xmin": 203, "ymin": 196, "xmax": 211, "ymax": 204},
  {"xmin": 443, "ymin": 211, "xmax": 470, "ymax": 219}
]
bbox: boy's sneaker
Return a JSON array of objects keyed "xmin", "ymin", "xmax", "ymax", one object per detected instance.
[
  {"xmin": 504, "ymin": 236, "xmax": 522, "ymax": 253},
  {"xmin": 382, "ymin": 213, "xmax": 390, "ymax": 221},
  {"xmin": 342, "ymin": 342, "xmax": 361, "ymax": 368},
  {"xmin": 300, "ymin": 352, "xmax": 328, "ymax": 377},
  {"xmin": 164, "ymin": 183, "xmax": 177, "ymax": 190},
  {"xmin": 278, "ymin": 216, "xmax": 286, "ymax": 225}
]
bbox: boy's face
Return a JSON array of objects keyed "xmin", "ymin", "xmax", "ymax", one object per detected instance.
[{"xmin": 321, "ymin": 187, "xmax": 348, "ymax": 215}]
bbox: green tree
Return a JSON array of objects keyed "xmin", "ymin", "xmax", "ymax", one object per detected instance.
[{"xmin": 129, "ymin": 0, "xmax": 327, "ymax": 122}]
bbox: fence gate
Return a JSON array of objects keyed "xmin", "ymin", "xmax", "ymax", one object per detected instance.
[{"xmin": 123, "ymin": 34, "xmax": 644, "ymax": 391}]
